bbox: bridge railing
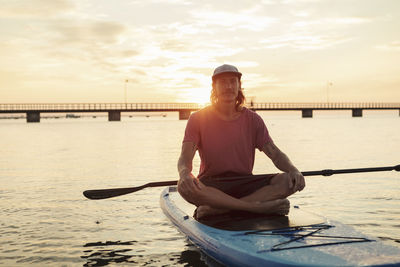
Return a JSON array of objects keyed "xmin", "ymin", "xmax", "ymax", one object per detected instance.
[
  {"xmin": 251, "ymin": 102, "xmax": 400, "ymax": 109},
  {"xmin": 1, "ymin": 102, "xmax": 400, "ymax": 112},
  {"xmin": 0, "ymin": 103, "xmax": 204, "ymax": 111}
]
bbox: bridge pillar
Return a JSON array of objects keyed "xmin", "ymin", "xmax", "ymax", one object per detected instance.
[
  {"xmin": 179, "ymin": 109, "xmax": 191, "ymax": 120},
  {"xmin": 108, "ymin": 111, "xmax": 121, "ymax": 121},
  {"xmin": 27, "ymin": 112, "xmax": 40, "ymax": 123},
  {"xmin": 352, "ymin": 109, "xmax": 363, "ymax": 117},
  {"xmin": 302, "ymin": 109, "xmax": 313, "ymax": 118}
]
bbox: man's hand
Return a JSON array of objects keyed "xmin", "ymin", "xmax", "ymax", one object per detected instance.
[
  {"xmin": 177, "ymin": 173, "xmax": 202, "ymax": 204},
  {"xmin": 177, "ymin": 141, "xmax": 200, "ymax": 204},
  {"xmin": 288, "ymin": 170, "xmax": 305, "ymax": 192}
]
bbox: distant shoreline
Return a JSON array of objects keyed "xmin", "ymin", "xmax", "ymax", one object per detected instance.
[{"xmin": 0, "ymin": 112, "xmax": 169, "ymax": 120}]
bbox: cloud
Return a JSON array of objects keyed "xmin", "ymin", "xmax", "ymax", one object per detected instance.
[
  {"xmin": 190, "ymin": 8, "xmax": 276, "ymax": 32},
  {"xmin": 28, "ymin": 18, "xmax": 132, "ymax": 74},
  {"xmin": 375, "ymin": 41, "xmax": 400, "ymax": 51},
  {"xmin": 260, "ymin": 34, "xmax": 351, "ymax": 50},
  {"xmin": 257, "ymin": 14, "xmax": 371, "ymax": 50},
  {"xmin": 293, "ymin": 17, "xmax": 371, "ymax": 28},
  {"xmin": 328, "ymin": 17, "xmax": 371, "ymax": 25},
  {"xmin": 48, "ymin": 19, "xmax": 126, "ymax": 45},
  {"xmin": 0, "ymin": 0, "xmax": 74, "ymax": 18},
  {"xmin": 129, "ymin": 0, "xmax": 193, "ymax": 5}
]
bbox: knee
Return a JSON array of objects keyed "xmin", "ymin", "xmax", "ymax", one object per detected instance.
[
  {"xmin": 177, "ymin": 184, "xmax": 192, "ymax": 203},
  {"xmin": 273, "ymin": 174, "xmax": 294, "ymax": 198},
  {"xmin": 177, "ymin": 184, "xmax": 203, "ymax": 206}
]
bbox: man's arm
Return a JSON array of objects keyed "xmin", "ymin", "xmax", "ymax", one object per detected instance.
[
  {"xmin": 177, "ymin": 142, "xmax": 196, "ymax": 178},
  {"xmin": 262, "ymin": 141, "xmax": 305, "ymax": 192},
  {"xmin": 177, "ymin": 142, "xmax": 202, "ymax": 204},
  {"xmin": 262, "ymin": 141, "xmax": 298, "ymax": 173}
]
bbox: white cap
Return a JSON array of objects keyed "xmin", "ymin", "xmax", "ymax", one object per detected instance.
[{"xmin": 212, "ymin": 64, "xmax": 242, "ymax": 81}]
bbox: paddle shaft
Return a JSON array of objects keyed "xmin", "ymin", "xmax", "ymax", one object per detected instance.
[{"xmin": 83, "ymin": 164, "xmax": 400, "ymax": 200}]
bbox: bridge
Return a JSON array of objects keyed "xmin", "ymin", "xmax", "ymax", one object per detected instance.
[{"xmin": 0, "ymin": 102, "xmax": 399, "ymax": 122}]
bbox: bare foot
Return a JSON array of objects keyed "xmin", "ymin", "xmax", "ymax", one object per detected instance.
[
  {"xmin": 251, "ymin": 199, "xmax": 290, "ymax": 216},
  {"xmin": 195, "ymin": 205, "xmax": 228, "ymax": 219},
  {"xmin": 195, "ymin": 199, "xmax": 290, "ymax": 219}
]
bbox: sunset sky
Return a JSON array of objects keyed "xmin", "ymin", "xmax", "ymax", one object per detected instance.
[{"xmin": 0, "ymin": 0, "xmax": 399, "ymax": 104}]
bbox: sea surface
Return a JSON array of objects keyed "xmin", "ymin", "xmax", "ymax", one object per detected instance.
[{"xmin": 0, "ymin": 110, "xmax": 399, "ymax": 266}]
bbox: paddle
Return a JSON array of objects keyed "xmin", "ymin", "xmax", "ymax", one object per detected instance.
[{"xmin": 83, "ymin": 164, "xmax": 400, "ymax": 200}]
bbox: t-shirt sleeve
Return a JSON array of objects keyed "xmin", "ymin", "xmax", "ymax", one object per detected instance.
[
  {"xmin": 182, "ymin": 112, "xmax": 200, "ymax": 146},
  {"xmin": 254, "ymin": 113, "xmax": 273, "ymax": 151}
]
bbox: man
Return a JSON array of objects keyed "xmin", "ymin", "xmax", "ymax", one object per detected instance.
[{"xmin": 177, "ymin": 64, "xmax": 305, "ymax": 219}]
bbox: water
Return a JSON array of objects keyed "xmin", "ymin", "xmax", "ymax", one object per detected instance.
[{"xmin": 1, "ymin": 110, "xmax": 399, "ymax": 266}]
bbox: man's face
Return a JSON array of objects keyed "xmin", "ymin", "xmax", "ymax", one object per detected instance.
[{"xmin": 214, "ymin": 73, "xmax": 241, "ymax": 104}]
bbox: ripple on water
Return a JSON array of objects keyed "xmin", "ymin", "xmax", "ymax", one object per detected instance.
[{"xmin": 80, "ymin": 242, "xmax": 211, "ymax": 267}]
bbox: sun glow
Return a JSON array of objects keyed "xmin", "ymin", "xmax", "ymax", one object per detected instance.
[{"xmin": 182, "ymin": 87, "xmax": 211, "ymax": 105}]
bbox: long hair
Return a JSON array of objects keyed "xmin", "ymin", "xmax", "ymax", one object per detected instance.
[{"xmin": 210, "ymin": 80, "xmax": 246, "ymax": 111}]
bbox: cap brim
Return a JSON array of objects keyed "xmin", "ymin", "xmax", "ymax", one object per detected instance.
[{"xmin": 212, "ymin": 71, "xmax": 242, "ymax": 81}]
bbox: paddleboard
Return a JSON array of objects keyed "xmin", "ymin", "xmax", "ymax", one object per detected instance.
[{"xmin": 160, "ymin": 186, "xmax": 400, "ymax": 267}]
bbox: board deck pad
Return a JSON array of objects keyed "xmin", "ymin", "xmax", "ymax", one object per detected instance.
[
  {"xmin": 197, "ymin": 208, "xmax": 325, "ymax": 231},
  {"xmin": 169, "ymin": 187, "xmax": 325, "ymax": 231}
]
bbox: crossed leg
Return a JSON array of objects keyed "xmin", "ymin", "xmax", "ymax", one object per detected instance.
[{"xmin": 194, "ymin": 173, "xmax": 295, "ymax": 219}]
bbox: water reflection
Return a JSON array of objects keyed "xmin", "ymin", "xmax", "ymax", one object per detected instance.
[
  {"xmin": 82, "ymin": 240, "xmax": 137, "ymax": 266},
  {"xmin": 82, "ymin": 248, "xmax": 136, "ymax": 266},
  {"xmin": 81, "ymin": 241, "xmax": 214, "ymax": 266}
]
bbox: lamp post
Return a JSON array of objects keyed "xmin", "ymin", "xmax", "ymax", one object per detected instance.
[{"xmin": 124, "ymin": 79, "xmax": 128, "ymax": 108}]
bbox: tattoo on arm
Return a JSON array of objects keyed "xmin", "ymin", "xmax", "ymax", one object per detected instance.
[
  {"xmin": 263, "ymin": 141, "xmax": 279, "ymax": 159},
  {"xmin": 178, "ymin": 142, "xmax": 197, "ymax": 178},
  {"xmin": 263, "ymin": 141, "xmax": 298, "ymax": 173}
]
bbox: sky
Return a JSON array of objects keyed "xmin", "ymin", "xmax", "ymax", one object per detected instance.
[{"xmin": 0, "ymin": 0, "xmax": 399, "ymax": 104}]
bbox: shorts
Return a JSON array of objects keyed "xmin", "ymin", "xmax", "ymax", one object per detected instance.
[{"xmin": 199, "ymin": 172, "xmax": 278, "ymax": 199}]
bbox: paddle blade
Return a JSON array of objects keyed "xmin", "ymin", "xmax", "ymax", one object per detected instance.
[
  {"xmin": 83, "ymin": 186, "xmax": 144, "ymax": 200},
  {"xmin": 83, "ymin": 181, "xmax": 177, "ymax": 200}
]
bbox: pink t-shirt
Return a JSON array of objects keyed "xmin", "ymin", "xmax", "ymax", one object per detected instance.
[{"xmin": 183, "ymin": 106, "xmax": 273, "ymax": 178}]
